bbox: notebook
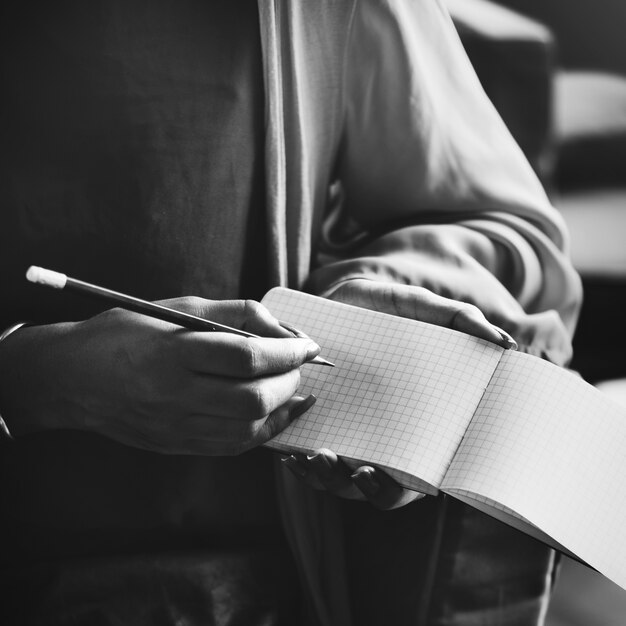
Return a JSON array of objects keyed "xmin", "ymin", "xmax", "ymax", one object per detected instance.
[{"xmin": 261, "ymin": 287, "xmax": 626, "ymax": 592}]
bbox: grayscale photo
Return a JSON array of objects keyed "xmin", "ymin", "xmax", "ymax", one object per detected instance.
[{"xmin": 1, "ymin": 1, "xmax": 625, "ymax": 624}]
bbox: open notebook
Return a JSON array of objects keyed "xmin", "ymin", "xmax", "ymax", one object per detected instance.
[{"xmin": 261, "ymin": 287, "xmax": 626, "ymax": 592}]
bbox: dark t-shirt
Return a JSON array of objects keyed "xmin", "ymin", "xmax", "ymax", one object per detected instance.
[{"xmin": 1, "ymin": 2, "xmax": 299, "ymax": 623}]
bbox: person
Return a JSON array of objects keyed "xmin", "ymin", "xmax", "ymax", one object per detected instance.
[{"xmin": 0, "ymin": 0, "xmax": 581, "ymax": 624}]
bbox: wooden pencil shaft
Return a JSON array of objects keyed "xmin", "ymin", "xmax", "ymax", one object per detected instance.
[
  {"xmin": 65, "ymin": 278, "xmax": 255, "ymax": 337},
  {"xmin": 26, "ymin": 266, "xmax": 334, "ymax": 366}
]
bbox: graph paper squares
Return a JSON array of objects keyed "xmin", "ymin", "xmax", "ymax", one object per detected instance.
[
  {"xmin": 262, "ymin": 288, "xmax": 502, "ymax": 489},
  {"xmin": 262, "ymin": 288, "xmax": 626, "ymax": 590}
]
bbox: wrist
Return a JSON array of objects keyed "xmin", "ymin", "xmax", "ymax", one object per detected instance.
[
  {"xmin": 0, "ymin": 322, "xmax": 78, "ymax": 437},
  {"xmin": 0, "ymin": 323, "xmax": 32, "ymax": 438}
]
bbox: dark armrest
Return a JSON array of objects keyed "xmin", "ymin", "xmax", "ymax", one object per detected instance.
[{"xmin": 444, "ymin": 0, "xmax": 556, "ymax": 182}]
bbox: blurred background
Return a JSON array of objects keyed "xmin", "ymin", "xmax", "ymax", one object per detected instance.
[{"xmin": 444, "ymin": 0, "xmax": 626, "ymax": 623}]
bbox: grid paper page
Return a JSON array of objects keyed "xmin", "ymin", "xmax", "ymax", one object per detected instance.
[
  {"xmin": 442, "ymin": 350, "xmax": 626, "ymax": 590},
  {"xmin": 262, "ymin": 288, "xmax": 503, "ymax": 491}
]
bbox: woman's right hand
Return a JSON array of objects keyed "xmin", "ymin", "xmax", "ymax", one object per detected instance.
[{"xmin": 0, "ymin": 297, "xmax": 319, "ymax": 455}]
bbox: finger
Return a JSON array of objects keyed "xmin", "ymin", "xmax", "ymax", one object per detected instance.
[
  {"xmin": 302, "ymin": 449, "xmax": 364, "ymax": 498},
  {"xmin": 334, "ymin": 280, "xmax": 512, "ymax": 349},
  {"xmin": 184, "ymin": 368, "xmax": 302, "ymax": 420},
  {"xmin": 449, "ymin": 304, "xmax": 516, "ymax": 349},
  {"xmin": 488, "ymin": 325, "xmax": 518, "ymax": 350},
  {"xmin": 281, "ymin": 454, "xmax": 326, "ymax": 490},
  {"xmin": 246, "ymin": 394, "xmax": 317, "ymax": 450},
  {"xmin": 180, "ymin": 394, "xmax": 317, "ymax": 455},
  {"xmin": 240, "ymin": 299, "xmax": 294, "ymax": 338},
  {"xmin": 281, "ymin": 451, "xmax": 363, "ymax": 496},
  {"xmin": 156, "ymin": 296, "xmax": 249, "ymax": 327},
  {"xmin": 156, "ymin": 297, "xmax": 292, "ymax": 338},
  {"xmin": 351, "ymin": 466, "xmax": 425, "ymax": 510},
  {"xmin": 177, "ymin": 332, "xmax": 320, "ymax": 377},
  {"xmin": 277, "ymin": 320, "xmax": 312, "ymax": 340},
  {"xmin": 281, "ymin": 449, "xmax": 367, "ymax": 499}
]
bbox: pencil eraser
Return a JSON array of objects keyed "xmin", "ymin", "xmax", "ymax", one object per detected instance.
[{"xmin": 26, "ymin": 266, "xmax": 67, "ymax": 289}]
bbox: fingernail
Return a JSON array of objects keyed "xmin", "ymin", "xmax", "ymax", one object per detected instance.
[
  {"xmin": 281, "ymin": 455, "xmax": 308, "ymax": 478},
  {"xmin": 279, "ymin": 320, "xmax": 310, "ymax": 339},
  {"xmin": 492, "ymin": 325, "xmax": 518, "ymax": 350},
  {"xmin": 305, "ymin": 341, "xmax": 321, "ymax": 361},
  {"xmin": 306, "ymin": 451, "xmax": 334, "ymax": 481},
  {"xmin": 289, "ymin": 394, "xmax": 317, "ymax": 421},
  {"xmin": 351, "ymin": 467, "xmax": 380, "ymax": 496}
]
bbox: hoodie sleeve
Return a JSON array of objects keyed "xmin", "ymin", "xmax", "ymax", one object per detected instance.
[{"xmin": 306, "ymin": 0, "xmax": 581, "ymax": 364}]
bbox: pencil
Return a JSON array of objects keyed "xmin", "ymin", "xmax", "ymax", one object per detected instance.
[{"xmin": 25, "ymin": 266, "xmax": 334, "ymax": 367}]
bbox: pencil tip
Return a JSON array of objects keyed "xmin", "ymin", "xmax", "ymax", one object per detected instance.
[{"xmin": 311, "ymin": 356, "xmax": 335, "ymax": 367}]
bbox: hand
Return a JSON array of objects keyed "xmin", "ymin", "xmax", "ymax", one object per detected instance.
[
  {"xmin": 0, "ymin": 298, "xmax": 319, "ymax": 455},
  {"xmin": 283, "ymin": 448, "xmax": 422, "ymax": 510},
  {"xmin": 280, "ymin": 278, "xmax": 517, "ymax": 509},
  {"xmin": 328, "ymin": 278, "xmax": 517, "ymax": 348}
]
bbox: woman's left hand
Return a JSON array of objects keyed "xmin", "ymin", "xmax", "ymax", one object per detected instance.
[
  {"xmin": 283, "ymin": 278, "xmax": 517, "ymax": 509},
  {"xmin": 283, "ymin": 448, "xmax": 421, "ymax": 509}
]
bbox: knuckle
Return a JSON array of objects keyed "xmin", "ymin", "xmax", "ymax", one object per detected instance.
[
  {"xmin": 237, "ymin": 342, "xmax": 261, "ymax": 377},
  {"xmin": 455, "ymin": 302, "xmax": 481, "ymax": 323},
  {"xmin": 411, "ymin": 285, "xmax": 431, "ymax": 300},
  {"xmin": 255, "ymin": 388, "xmax": 273, "ymax": 419},
  {"xmin": 459, "ymin": 301, "xmax": 477, "ymax": 315},
  {"xmin": 241, "ymin": 384, "xmax": 272, "ymax": 420},
  {"xmin": 175, "ymin": 296, "xmax": 207, "ymax": 316},
  {"xmin": 543, "ymin": 309, "xmax": 562, "ymax": 326},
  {"xmin": 243, "ymin": 299, "xmax": 264, "ymax": 321}
]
